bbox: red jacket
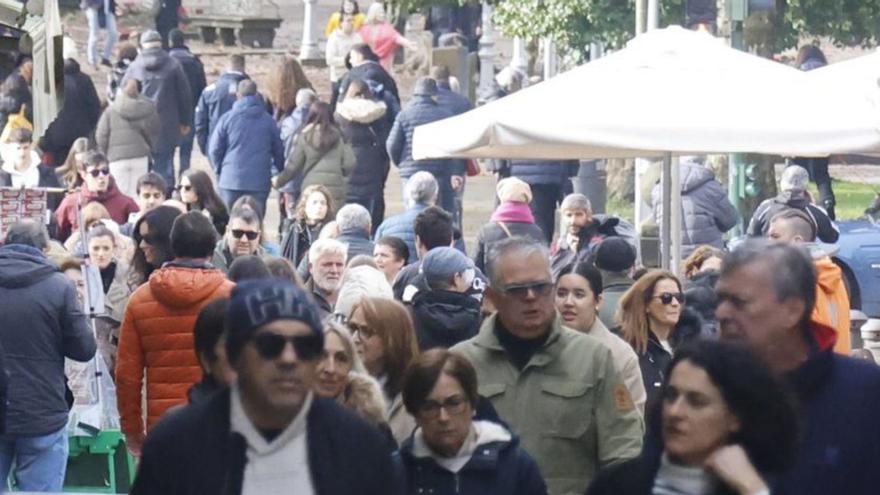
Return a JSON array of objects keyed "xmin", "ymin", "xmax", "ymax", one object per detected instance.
[
  {"xmin": 54, "ymin": 179, "xmax": 139, "ymax": 241},
  {"xmin": 115, "ymin": 265, "xmax": 233, "ymax": 447}
]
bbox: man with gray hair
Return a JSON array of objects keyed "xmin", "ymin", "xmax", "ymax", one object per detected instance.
[
  {"xmin": 0, "ymin": 220, "xmax": 96, "ymax": 490},
  {"xmin": 451, "ymin": 236, "xmax": 643, "ymax": 494},
  {"xmin": 335, "ymin": 203, "xmax": 375, "ymax": 260},
  {"xmin": 374, "ymin": 170, "xmax": 438, "ymax": 263},
  {"xmin": 550, "ymin": 193, "xmax": 632, "ymax": 279},
  {"xmin": 195, "ymin": 54, "xmax": 248, "ymax": 154},
  {"xmin": 307, "ymin": 238, "xmax": 348, "ymax": 318},
  {"xmin": 208, "ymin": 79, "xmax": 284, "ymax": 214},
  {"xmin": 716, "ymin": 240, "xmax": 880, "ymax": 494},
  {"xmin": 747, "ymin": 164, "xmax": 838, "ymax": 243},
  {"xmin": 122, "ymin": 30, "xmax": 193, "ymax": 190}
]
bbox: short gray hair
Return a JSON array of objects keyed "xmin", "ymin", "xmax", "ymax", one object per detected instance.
[
  {"xmin": 309, "ymin": 238, "xmax": 348, "ymax": 262},
  {"xmin": 336, "ymin": 203, "xmax": 371, "ymax": 233},
  {"xmin": 4, "ymin": 219, "xmax": 49, "ymax": 250},
  {"xmin": 295, "ymin": 88, "xmax": 317, "ymax": 108},
  {"xmin": 405, "ymin": 171, "xmax": 438, "ymax": 206},
  {"xmin": 237, "ymin": 79, "xmax": 258, "ymax": 97},
  {"xmin": 560, "ymin": 193, "xmax": 591, "ymax": 213},
  {"xmin": 721, "ymin": 240, "xmax": 816, "ymax": 327},
  {"xmin": 486, "ymin": 236, "xmax": 550, "ymax": 288}
]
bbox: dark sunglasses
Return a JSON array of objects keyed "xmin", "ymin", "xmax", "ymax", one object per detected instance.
[
  {"xmin": 231, "ymin": 229, "xmax": 259, "ymax": 240},
  {"xmin": 654, "ymin": 292, "xmax": 684, "ymax": 305},
  {"xmin": 176, "ymin": 184, "xmax": 193, "ymax": 192},
  {"xmin": 251, "ymin": 332, "xmax": 323, "ymax": 361},
  {"xmin": 87, "ymin": 167, "xmax": 111, "ymax": 178},
  {"xmin": 499, "ymin": 281, "xmax": 553, "ymax": 299}
]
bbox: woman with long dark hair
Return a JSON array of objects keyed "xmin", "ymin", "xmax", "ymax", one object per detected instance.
[
  {"xmin": 274, "ymin": 101, "xmax": 356, "ymax": 208},
  {"xmin": 128, "ymin": 205, "xmax": 181, "ymax": 289},
  {"xmin": 588, "ymin": 340, "xmax": 798, "ymax": 494},
  {"xmin": 178, "ymin": 169, "xmax": 229, "ymax": 236},
  {"xmin": 335, "ymin": 78, "xmax": 390, "ymax": 227}
]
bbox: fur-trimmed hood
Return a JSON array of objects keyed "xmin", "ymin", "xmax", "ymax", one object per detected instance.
[{"xmin": 336, "ymin": 98, "xmax": 387, "ymax": 124}]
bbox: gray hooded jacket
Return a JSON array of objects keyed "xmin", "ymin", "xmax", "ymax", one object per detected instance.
[
  {"xmin": 96, "ymin": 91, "xmax": 161, "ymax": 162},
  {"xmin": 0, "ymin": 245, "xmax": 96, "ymax": 435}
]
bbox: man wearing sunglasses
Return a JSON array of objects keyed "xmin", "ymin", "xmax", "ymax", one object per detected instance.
[
  {"xmin": 212, "ymin": 206, "xmax": 270, "ymax": 274},
  {"xmin": 55, "ymin": 151, "xmax": 139, "ymax": 242},
  {"xmin": 116, "ymin": 212, "xmax": 233, "ymax": 457},
  {"xmin": 132, "ymin": 279, "xmax": 396, "ymax": 495},
  {"xmin": 451, "ymin": 236, "xmax": 644, "ymax": 495}
]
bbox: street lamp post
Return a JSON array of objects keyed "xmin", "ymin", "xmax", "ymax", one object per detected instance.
[{"xmin": 299, "ymin": 0, "xmax": 322, "ymax": 62}]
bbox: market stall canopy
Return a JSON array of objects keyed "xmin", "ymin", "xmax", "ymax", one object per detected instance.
[{"xmin": 412, "ymin": 26, "xmax": 880, "ymax": 161}]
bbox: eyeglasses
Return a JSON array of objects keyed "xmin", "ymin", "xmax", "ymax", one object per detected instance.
[
  {"xmin": 231, "ymin": 229, "xmax": 259, "ymax": 240},
  {"xmin": 418, "ymin": 395, "xmax": 469, "ymax": 419},
  {"xmin": 348, "ymin": 322, "xmax": 376, "ymax": 339},
  {"xmin": 177, "ymin": 185, "xmax": 192, "ymax": 192},
  {"xmin": 87, "ymin": 167, "xmax": 111, "ymax": 178},
  {"xmin": 251, "ymin": 332, "xmax": 323, "ymax": 361},
  {"xmin": 654, "ymin": 292, "xmax": 684, "ymax": 305},
  {"xmin": 498, "ymin": 281, "xmax": 553, "ymax": 299}
]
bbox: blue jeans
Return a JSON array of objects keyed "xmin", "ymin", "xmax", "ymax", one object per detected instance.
[
  {"xmin": 0, "ymin": 427, "xmax": 69, "ymax": 491},
  {"xmin": 150, "ymin": 150, "xmax": 176, "ymax": 193},
  {"xmin": 85, "ymin": 8, "xmax": 118, "ymax": 65},
  {"xmin": 178, "ymin": 128, "xmax": 195, "ymax": 177},
  {"xmin": 220, "ymin": 188, "xmax": 269, "ymax": 218}
]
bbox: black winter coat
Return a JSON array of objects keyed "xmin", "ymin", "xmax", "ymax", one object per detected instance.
[
  {"xmin": 132, "ymin": 389, "xmax": 397, "ymax": 495},
  {"xmin": 335, "ymin": 98, "xmax": 391, "ymax": 199},
  {"xmin": 338, "ymin": 60, "xmax": 400, "ymax": 106},
  {"xmin": 41, "ymin": 59, "xmax": 101, "ymax": 159},
  {"xmin": 747, "ymin": 191, "xmax": 839, "ymax": 243},
  {"xmin": 0, "ymin": 69, "xmax": 32, "ymax": 131},
  {"xmin": 410, "ymin": 282, "xmax": 482, "ymax": 350},
  {"xmin": 397, "ymin": 425, "xmax": 547, "ymax": 495},
  {"xmin": 637, "ymin": 306, "xmax": 704, "ymax": 412},
  {"xmin": 508, "ymin": 159, "xmax": 577, "ymax": 186},
  {"xmin": 168, "ymin": 47, "xmax": 207, "ymax": 109},
  {"xmin": 386, "ymin": 95, "xmax": 465, "ymax": 178}
]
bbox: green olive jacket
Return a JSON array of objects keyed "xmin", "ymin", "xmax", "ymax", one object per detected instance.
[{"xmin": 451, "ymin": 313, "xmax": 644, "ymax": 495}]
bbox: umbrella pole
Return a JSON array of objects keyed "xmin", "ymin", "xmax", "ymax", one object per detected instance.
[
  {"xmin": 661, "ymin": 154, "xmax": 672, "ymax": 271},
  {"xmin": 670, "ymin": 154, "xmax": 682, "ymax": 277}
]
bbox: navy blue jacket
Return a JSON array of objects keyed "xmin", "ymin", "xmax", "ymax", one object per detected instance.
[
  {"xmin": 436, "ymin": 83, "xmax": 472, "ymax": 116},
  {"xmin": 374, "ymin": 203, "xmax": 429, "ymax": 264},
  {"xmin": 335, "ymin": 98, "xmax": 392, "ymax": 199},
  {"xmin": 168, "ymin": 47, "xmax": 207, "ymax": 111},
  {"xmin": 396, "ymin": 424, "xmax": 546, "ymax": 495},
  {"xmin": 195, "ymin": 71, "xmax": 249, "ymax": 154},
  {"xmin": 775, "ymin": 336, "xmax": 880, "ymax": 495},
  {"xmin": 132, "ymin": 389, "xmax": 397, "ymax": 495},
  {"xmin": 410, "ymin": 278, "xmax": 481, "ymax": 350},
  {"xmin": 508, "ymin": 159, "xmax": 577, "ymax": 186},
  {"xmin": 386, "ymin": 95, "xmax": 465, "ymax": 178},
  {"xmin": 0, "ymin": 245, "xmax": 96, "ymax": 436},
  {"xmin": 209, "ymin": 95, "xmax": 284, "ymax": 192}
]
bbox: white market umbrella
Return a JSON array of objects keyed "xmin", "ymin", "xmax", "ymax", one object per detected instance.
[{"xmin": 412, "ymin": 26, "xmax": 880, "ymax": 161}]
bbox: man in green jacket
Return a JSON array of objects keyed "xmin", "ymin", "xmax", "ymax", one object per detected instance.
[{"xmin": 451, "ymin": 237, "xmax": 644, "ymax": 495}]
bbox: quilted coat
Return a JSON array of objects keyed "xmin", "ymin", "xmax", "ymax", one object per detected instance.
[{"xmin": 115, "ymin": 265, "xmax": 233, "ymax": 447}]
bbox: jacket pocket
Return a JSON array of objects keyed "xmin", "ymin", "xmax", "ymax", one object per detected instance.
[
  {"xmin": 539, "ymin": 380, "xmax": 594, "ymax": 439},
  {"xmin": 479, "ymin": 383, "xmax": 506, "ymax": 400}
]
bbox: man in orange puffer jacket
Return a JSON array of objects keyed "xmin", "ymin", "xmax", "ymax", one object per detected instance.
[
  {"xmin": 769, "ymin": 209, "xmax": 850, "ymax": 353},
  {"xmin": 116, "ymin": 212, "xmax": 234, "ymax": 455}
]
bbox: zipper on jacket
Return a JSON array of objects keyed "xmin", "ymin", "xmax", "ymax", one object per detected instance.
[{"xmin": 454, "ymin": 473, "xmax": 460, "ymax": 494}]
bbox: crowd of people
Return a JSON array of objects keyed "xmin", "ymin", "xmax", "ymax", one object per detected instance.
[{"xmin": 0, "ymin": 3, "xmax": 875, "ymax": 495}]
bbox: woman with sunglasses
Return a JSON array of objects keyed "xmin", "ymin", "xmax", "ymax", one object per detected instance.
[
  {"xmin": 178, "ymin": 169, "xmax": 228, "ymax": 236},
  {"xmin": 588, "ymin": 340, "xmax": 797, "ymax": 495},
  {"xmin": 349, "ymin": 296, "xmax": 419, "ymax": 445},
  {"xmin": 398, "ymin": 348, "xmax": 548, "ymax": 495},
  {"xmin": 618, "ymin": 270, "xmax": 705, "ymax": 411},
  {"xmin": 129, "ymin": 205, "xmax": 182, "ymax": 288}
]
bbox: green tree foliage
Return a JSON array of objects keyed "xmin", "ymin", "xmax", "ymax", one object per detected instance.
[{"xmin": 781, "ymin": 0, "xmax": 880, "ymax": 48}]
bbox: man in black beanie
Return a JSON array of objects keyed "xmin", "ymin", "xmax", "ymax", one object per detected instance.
[
  {"xmin": 132, "ymin": 279, "xmax": 396, "ymax": 495},
  {"xmin": 594, "ymin": 237, "xmax": 636, "ymax": 329}
]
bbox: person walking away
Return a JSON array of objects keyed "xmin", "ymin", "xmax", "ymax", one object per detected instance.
[
  {"xmin": 96, "ymin": 78, "xmax": 161, "ymax": 198},
  {"xmin": 40, "ymin": 42, "xmax": 102, "ymax": 166},
  {"xmin": 122, "ymin": 30, "xmax": 193, "ymax": 192},
  {"xmin": 55, "ymin": 151, "xmax": 139, "ymax": 242},
  {"xmin": 336, "ymin": 78, "xmax": 391, "ymax": 228},
  {"xmin": 152, "ymin": 0, "xmax": 180, "ymax": 48},
  {"xmin": 195, "ymin": 54, "xmax": 248, "ymax": 159},
  {"xmin": 167, "ymin": 29, "xmax": 206, "ymax": 176},
  {"xmin": 374, "ymin": 170, "xmax": 437, "ymax": 264},
  {"xmin": 209, "ymin": 79, "xmax": 284, "ymax": 214},
  {"xmin": 106, "ymin": 42, "xmax": 138, "ymax": 101},
  {"xmin": 387, "ymin": 77, "xmax": 464, "ymax": 218},
  {"xmin": 474, "ymin": 177, "xmax": 545, "ymax": 273},
  {"xmin": 0, "ymin": 220, "xmax": 96, "ymax": 492},
  {"xmin": 397, "ymin": 349, "xmax": 548, "ymax": 495},
  {"xmin": 593, "ymin": 237, "xmax": 636, "ymax": 329},
  {"xmin": 747, "ymin": 164, "xmax": 838, "ymax": 243},
  {"xmin": 115, "ymin": 212, "xmax": 233, "ymax": 455},
  {"xmin": 793, "ymin": 45, "xmax": 836, "ymax": 219},
  {"xmin": 327, "ymin": 13, "xmax": 364, "ymax": 109},
  {"xmin": 768, "ymin": 209, "xmax": 851, "ymax": 353},
  {"xmin": 337, "ymin": 43, "xmax": 400, "ymax": 110},
  {"xmin": 715, "ymin": 241, "xmax": 880, "ymax": 494},
  {"xmin": 450, "ymin": 237, "xmax": 644, "ymax": 494},
  {"xmin": 651, "ymin": 156, "xmax": 738, "ymax": 257},
  {"xmin": 81, "ymin": 0, "xmax": 118, "ymax": 68},
  {"xmin": 274, "ymin": 101, "xmax": 356, "ymax": 209},
  {"xmin": 131, "ymin": 278, "xmax": 397, "ymax": 494}
]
